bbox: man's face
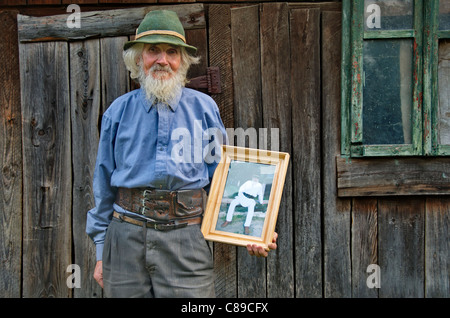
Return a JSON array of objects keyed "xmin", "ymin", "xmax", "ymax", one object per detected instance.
[{"xmin": 141, "ymin": 43, "xmax": 181, "ymax": 80}]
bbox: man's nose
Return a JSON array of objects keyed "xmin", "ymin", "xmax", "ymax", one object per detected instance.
[{"xmin": 156, "ymin": 52, "xmax": 168, "ymax": 65}]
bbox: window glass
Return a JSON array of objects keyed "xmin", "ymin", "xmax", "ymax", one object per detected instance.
[
  {"xmin": 439, "ymin": 0, "xmax": 450, "ymax": 30},
  {"xmin": 364, "ymin": 0, "xmax": 414, "ymax": 31},
  {"xmin": 363, "ymin": 39, "xmax": 413, "ymax": 145},
  {"xmin": 438, "ymin": 39, "xmax": 450, "ymax": 145}
]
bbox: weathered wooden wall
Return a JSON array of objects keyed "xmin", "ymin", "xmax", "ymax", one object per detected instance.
[{"xmin": 1, "ymin": 1, "xmax": 449, "ymax": 298}]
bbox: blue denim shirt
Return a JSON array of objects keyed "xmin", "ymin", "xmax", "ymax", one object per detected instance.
[{"xmin": 86, "ymin": 88, "xmax": 227, "ymax": 260}]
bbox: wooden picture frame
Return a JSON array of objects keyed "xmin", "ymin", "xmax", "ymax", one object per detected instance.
[{"xmin": 201, "ymin": 145, "xmax": 290, "ymax": 250}]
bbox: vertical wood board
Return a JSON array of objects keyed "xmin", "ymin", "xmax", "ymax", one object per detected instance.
[
  {"xmin": 290, "ymin": 7, "xmax": 322, "ymax": 298},
  {"xmin": 20, "ymin": 41, "xmax": 72, "ymax": 297},
  {"xmin": 351, "ymin": 198, "xmax": 378, "ymax": 297},
  {"xmin": 0, "ymin": 10, "xmax": 23, "ymax": 298},
  {"xmin": 378, "ymin": 198, "xmax": 425, "ymax": 297},
  {"xmin": 260, "ymin": 2, "xmax": 295, "ymax": 298},
  {"xmin": 231, "ymin": 5, "xmax": 262, "ymax": 133},
  {"xmin": 425, "ymin": 197, "xmax": 450, "ymax": 297},
  {"xmin": 100, "ymin": 37, "xmax": 130, "ymax": 114},
  {"xmin": 321, "ymin": 9, "xmax": 352, "ymax": 298},
  {"xmin": 69, "ymin": 39, "xmax": 102, "ymax": 298},
  {"xmin": 208, "ymin": 4, "xmax": 237, "ymax": 298}
]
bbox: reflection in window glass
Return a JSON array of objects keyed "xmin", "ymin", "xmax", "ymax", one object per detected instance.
[
  {"xmin": 439, "ymin": 0, "xmax": 450, "ymax": 30},
  {"xmin": 364, "ymin": 0, "xmax": 413, "ymax": 31},
  {"xmin": 363, "ymin": 40, "xmax": 413, "ymax": 145},
  {"xmin": 438, "ymin": 40, "xmax": 450, "ymax": 145}
]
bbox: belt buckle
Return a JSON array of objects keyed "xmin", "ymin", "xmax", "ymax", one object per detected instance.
[{"xmin": 140, "ymin": 189, "xmax": 152, "ymax": 215}]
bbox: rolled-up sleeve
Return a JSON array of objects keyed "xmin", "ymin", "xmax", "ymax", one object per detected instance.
[{"xmin": 86, "ymin": 114, "xmax": 117, "ymax": 261}]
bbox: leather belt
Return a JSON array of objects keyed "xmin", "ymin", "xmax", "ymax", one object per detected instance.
[
  {"xmin": 113, "ymin": 211, "xmax": 201, "ymax": 231},
  {"xmin": 115, "ymin": 187, "xmax": 204, "ymax": 223}
]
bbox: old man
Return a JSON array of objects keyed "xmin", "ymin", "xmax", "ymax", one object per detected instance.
[{"xmin": 86, "ymin": 10, "xmax": 277, "ymax": 298}]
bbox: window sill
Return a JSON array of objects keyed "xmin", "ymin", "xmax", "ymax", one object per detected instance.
[{"xmin": 336, "ymin": 156, "xmax": 450, "ymax": 197}]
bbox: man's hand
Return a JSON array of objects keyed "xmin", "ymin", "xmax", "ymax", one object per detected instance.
[
  {"xmin": 246, "ymin": 232, "xmax": 278, "ymax": 257},
  {"xmin": 93, "ymin": 260, "xmax": 104, "ymax": 288}
]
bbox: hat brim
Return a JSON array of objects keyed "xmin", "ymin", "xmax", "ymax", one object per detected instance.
[{"xmin": 123, "ymin": 34, "xmax": 197, "ymax": 55}]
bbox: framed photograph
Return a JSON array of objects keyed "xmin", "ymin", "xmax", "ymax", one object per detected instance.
[{"xmin": 201, "ymin": 145, "xmax": 290, "ymax": 250}]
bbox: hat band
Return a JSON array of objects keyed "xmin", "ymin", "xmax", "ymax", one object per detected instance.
[{"xmin": 135, "ymin": 30, "xmax": 186, "ymax": 43}]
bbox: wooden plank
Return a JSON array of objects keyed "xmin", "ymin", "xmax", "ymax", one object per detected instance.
[
  {"xmin": 0, "ymin": 10, "xmax": 23, "ymax": 298},
  {"xmin": 340, "ymin": 0, "xmax": 352, "ymax": 155},
  {"xmin": 350, "ymin": 0, "xmax": 364, "ymax": 144},
  {"xmin": 351, "ymin": 198, "xmax": 378, "ymax": 297},
  {"xmin": 290, "ymin": 7, "xmax": 321, "ymax": 298},
  {"xmin": 19, "ymin": 41, "xmax": 72, "ymax": 297},
  {"xmin": 17, "ymin": 4, "xmax": 205, "ymax": 42},
  {"xmin": 100, "ymin": 37, "xmax": 130, "ymax": 113},
  {"xmin": 321, "ymin": 10, "xmax": 352, "ymax": 298},
  {"xmin": 231, "ymin": 5, "xmax": 262, "ymax": 134},
  {"xmin": 62, "ymin": 0, "xmax": 98, "ymax": 4},
  {"xmin": 260, "ymin": 2, "xmax": 294, "ymax": 298},
  {"xmin": 378, "ymin": 198, "xmax": 425, "ymax": 297},
  {"xmin": 27, "ymin": 0, "xmax": 61, "ymax": 4},
  {"xmin": 99, "ymin": 0, "xmax": 152, "ymax": 3},
  {"xmin": 289, "ymin": 1, "xmax": 341, "ymax": 11},
  {"xmin": 69, "ymin": 39, "xmax": 102, "ymax": 298},
  {"xmin": 185, "ymin": 28, "xmax": 208, "ymax": 81},
  {"xmin": 208, "ymin": 4, "xmax": 236, "ymax": 298},
  {"xmin": 0, "ymin": 0, "xmax": 26, "ymax": 5},
  {"xmin": 208, "ymin": 4, "xmax": 234, "ymax": 128},
  {"xmin": 231, "ymin": 3, "xmax": 266, "ymax": 298},
  {"xmin": 425, "ymin": 197, "xmax": 450, "ymax": 297},
  {"xmin": 337, "ymin": 157, "xmax": 450, "ymax": 196}
]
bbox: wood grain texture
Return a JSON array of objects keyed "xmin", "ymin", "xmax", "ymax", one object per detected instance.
[
  {"xmin": 100, "ymin": 36, "xmax": 130, "ymax": 114},
  {"xmin": 20, "ymin": 41, "xmax": 72, "ymax": 297},
  {"xmin": 69, "ymin": 39, "xmax": 102, "ymax": 298},
  {"xmin": 378, "ymin": 198, "xmax": 425, "ymax": 297},
  {"xmin": 351, "ymin": 198, "xmax": 378, "ymax": 297},
  {"xmin": 425, "ymin": 197, "xmax": 450, "ymax": 297},
  {"xmin": 290, "ymin": 7, "xmax": 321, "ymax": 298},
  {"xmin": 337, "ymin": 157, "xmax": 450, "ymax": 196},
  {"xmin": 260, "ymin": 2, "xmax": 294, "ymax": 298},
  {"xmin": 0, "ymin": 10, "xmax": 23, "ymax": 298},
  {"xmin": 208, "ymin": 4, "xmax": 237, "ymax": 298},
  {"xmin": 18, "ymin": 4, "xmax": 205, "ymax": 42},
  {"xmin": 321, "ymin": 9, "xmax": 352, "ymax": 298}
]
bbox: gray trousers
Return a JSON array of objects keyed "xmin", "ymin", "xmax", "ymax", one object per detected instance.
[{"xmin": 102, "ymin": 217, "xmax": 215, "ymax": 298}]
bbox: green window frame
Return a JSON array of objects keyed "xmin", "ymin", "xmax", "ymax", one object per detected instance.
[{"xmin": 341, "ymin": 0, "xmax": 450, "ymax": 157}]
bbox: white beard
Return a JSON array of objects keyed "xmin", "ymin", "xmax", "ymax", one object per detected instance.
[{"xmin": 139, "ymin": 63, "xmax": 186, "ymax": 103}]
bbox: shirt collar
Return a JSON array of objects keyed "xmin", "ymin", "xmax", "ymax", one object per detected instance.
[{"xmin": 139, "ymin": 87, "xmax": 182, "ymax": 113}]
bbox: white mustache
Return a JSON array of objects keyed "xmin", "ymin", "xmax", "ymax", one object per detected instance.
[{"xmin": 151, "ymin": 65, "xmax": 174, "ymax": 77}]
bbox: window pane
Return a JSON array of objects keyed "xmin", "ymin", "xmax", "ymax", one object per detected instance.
[
  {"xmin": 364, "ymin": 0, "xmax": 414, "ymax": 31},
  {"xmin": 439, "ymin": 0, "xmax": 450, "ymax": 30},
  {"xmin": 438, "ymin": 39, "xmax": 450, "ymax": 145},
  {"xmin": 362, "ymin": 39, "xmax": 413, "ymax": 145}
]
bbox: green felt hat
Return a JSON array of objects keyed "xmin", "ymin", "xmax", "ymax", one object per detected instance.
[{"xmin": 124, "ymin": 10, "xmax": 197, "ymax": 55}]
